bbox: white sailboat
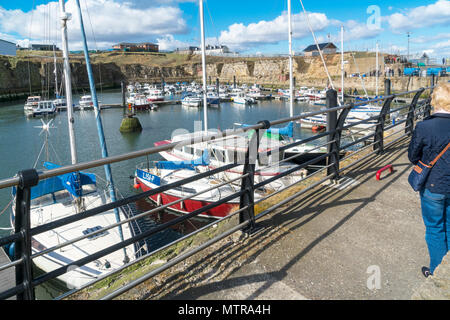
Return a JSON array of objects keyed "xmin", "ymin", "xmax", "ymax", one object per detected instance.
[{"xmin": 9, "ymin": 0, "xmax": 135, "ymax": 290}]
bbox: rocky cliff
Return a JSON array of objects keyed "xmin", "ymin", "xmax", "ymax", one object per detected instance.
[{"xmin": 0, "ymin": 51, "xmax": 432, "ymax": 100}]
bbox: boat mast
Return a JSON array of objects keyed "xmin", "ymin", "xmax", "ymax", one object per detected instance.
[
  {"xmin": 58, "ymin": 0, "xmax": 77, "ymax": 164},
  {"xmin": 53, "ymin": 45, "xmax": 59, "ymax": 99},
  {"xmin": 299, "ymin": 0, "xmax": 340, "ymax": 106},
  {"xmin": 74, "ymin": 0, "xmax": 128, "ymax": 262},
  {"xmin": 288, "ymin": 0, "xmax": 294, "ymax": 118},
  {"xmin": 199, "ymin": 0, "xmax": 208, "ymax": 131},
  {"xmin": 340, "ymin": 25, "xmax": 344, "ymax": 103},
  {"xmin": 376, "ymin": 41, "xmax": 379, "ymax": 97}
]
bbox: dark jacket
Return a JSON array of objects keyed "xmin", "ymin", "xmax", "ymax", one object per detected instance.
[{"xmin": 408, "ymin": 113, "xmax": 450, "ymax": 194}]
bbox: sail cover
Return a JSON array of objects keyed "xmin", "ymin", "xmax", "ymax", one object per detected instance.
[
  {"xmin": 42, "ymin": 162, "xmax": 96, "ymax": 198},
  {"xmin": 155, "ymin": 149, "xmax": 210, "ymax": 170},
  {"xmin": 11, "ymin": 162, "xmax": 97, "ymax": 200}
]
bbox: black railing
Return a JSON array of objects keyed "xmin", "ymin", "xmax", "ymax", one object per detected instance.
[{"xmin": 0, "ymin": 84, "xmax": 434, "ymax": 300}]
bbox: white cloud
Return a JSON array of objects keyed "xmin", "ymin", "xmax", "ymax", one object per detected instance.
[
  {"xmin": 410, "ymin": 33, "xmax": 450, "ymax": 44},
  {"xmin": 156, "ymin": 34, "xmax": 191, "ymax": 51},
  {"xmin": 0, "ymin": 0, "xmax": 189, "ymax": 50},
  {"xmin": 341, "ymin": 20, "xmax": 382, "ymax": 42},
  {"xmin": 218, "ymin": 11, "xmax": 329, "ymax": 51},
  {"xmin": 386, "ymin": 0, "xmax": 450, "ymax": 32}
]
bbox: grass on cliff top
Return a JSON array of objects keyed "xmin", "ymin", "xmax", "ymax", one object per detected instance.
[{"xmin": 11, "ymin": 50, "xmax": 379, "ymax": 69}]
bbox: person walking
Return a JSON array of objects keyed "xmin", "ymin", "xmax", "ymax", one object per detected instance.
[{"xmin": 408, "ymin": 82, "xmax": 450, "ymax": 277}]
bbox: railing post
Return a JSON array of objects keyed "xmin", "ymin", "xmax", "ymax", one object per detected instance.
[
  {"xmin": 121, "ymin": 81, "xmax": 126, "ymax": 108},
  {"xmin": 384, "ymin": 78, "xmax": 391, "ymax": 97},
  {"xmin": 239, "ymin": 120, "xmax": 269, "ymax": 233},
  {"xmin": 326, "ymin": 89, "xmax": 339, "ymax": 181},
  {"xmin": 405, "ymin": 88, "xmax": 425, "ymax": 136},
  {"xmin": 14, "ymin": 169, "xmax": 39, "ymax": 300},
  {"xmin": 373, "ymin": 96, "xmax": 394, "ymax": 155}
]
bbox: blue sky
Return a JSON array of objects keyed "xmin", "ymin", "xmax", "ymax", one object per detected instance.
[{"xmin": 0, "ymin": 0, "xmax": 449, "ymax": 59}]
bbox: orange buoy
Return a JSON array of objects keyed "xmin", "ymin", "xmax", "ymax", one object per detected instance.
[
  {"xmin": 312, "ymin": 125, "xmax": 325, "ymax": 132},
  {"xmin": 133, "ymin": 183, "xmax": 140, "ymax": 190}
]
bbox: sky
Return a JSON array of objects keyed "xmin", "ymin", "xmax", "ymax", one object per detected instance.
[{"xmin": 0, "ymin": 0, "xmax": 449, "ymax": 60}]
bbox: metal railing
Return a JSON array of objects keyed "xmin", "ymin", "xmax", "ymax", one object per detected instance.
[{"xmin": 0, "ymin": 81, "xmax": 434, "ymax": 300}]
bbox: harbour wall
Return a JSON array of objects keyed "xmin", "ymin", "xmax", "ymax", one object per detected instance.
[{"xmin": 0, "ymin": 52, "xmax": 435, "ymax": 102}]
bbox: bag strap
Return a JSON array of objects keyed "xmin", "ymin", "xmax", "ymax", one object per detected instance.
[{"xmin": 430, "ymin": 142, "xmax": 450, "ymax": 166}]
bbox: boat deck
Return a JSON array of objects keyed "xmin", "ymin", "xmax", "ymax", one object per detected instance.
[{"xmin": 0, "ymin": 247, "xmax": 15, "ymax": 300}]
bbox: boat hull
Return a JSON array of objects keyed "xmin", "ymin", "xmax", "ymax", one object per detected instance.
[{"xmin": 135, "ymin": 177, "xmax": 238, "ymax": 219}]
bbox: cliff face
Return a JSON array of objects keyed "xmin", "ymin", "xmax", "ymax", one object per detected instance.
[{"xmin": 0, "ymin": 51, "xmax": 431, "ymax": 98}]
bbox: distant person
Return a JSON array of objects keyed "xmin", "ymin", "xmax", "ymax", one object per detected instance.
[{"xmin": 408, "ymin": 82, "xmax": 450, "ymax": 277}]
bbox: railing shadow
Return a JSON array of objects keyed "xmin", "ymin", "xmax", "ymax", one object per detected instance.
[{"xmin": 144, "ymin": 138, "xmax": 413, "ymax": 300}]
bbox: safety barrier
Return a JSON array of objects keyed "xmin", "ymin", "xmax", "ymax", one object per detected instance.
[{"xmin": 0, "ymin": 82, "xmax": 434, "ymax": 300}]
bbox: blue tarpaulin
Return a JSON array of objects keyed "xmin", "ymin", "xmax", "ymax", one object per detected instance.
[
  {"xmin": 12, "ymin": 162, "xmax": 97, "ymax": 200},
  {"xmin": 43, "ymin": 162, "xmax": 96, "ymax": 198},
  {"xmin": 243, "ymin": 121, "xmax": 294, "ymax": 138}
]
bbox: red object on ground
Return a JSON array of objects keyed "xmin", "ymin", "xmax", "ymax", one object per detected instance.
[{"xmin": 376, "ymin": 165, "xmax": 394, "ymax": 180}]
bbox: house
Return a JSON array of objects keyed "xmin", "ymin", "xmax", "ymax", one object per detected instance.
[
  {"xmin": 199, "ymin": 45, "xmax": 231, "ymax": 55},
  {"xmin": 175, "ymin": 45, "xmax": 232, "ymax": 55},
  {"xmin": 112, "ymin": 42, "xmax": 159, "ymax": 52},
  {"xmin": 0, "ymin": 39, "xmax": 16, "ymax": 56},
  {"xmin": 303, "ymin": 42, "xmax": 337, "ymax": 56},
  {"xmin": 31, "ymin": 44, "xmax": 59, "ymax": 51}
]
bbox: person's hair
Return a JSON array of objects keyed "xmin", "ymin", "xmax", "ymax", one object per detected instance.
[{"xmin": 431, "ymin": 82, "xmax": 450, "ymax": 112}]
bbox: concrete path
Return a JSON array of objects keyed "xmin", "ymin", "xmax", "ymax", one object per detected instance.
[{"xmin": 169, "ymin": 139, "xmax": 429, "ymax": 300}]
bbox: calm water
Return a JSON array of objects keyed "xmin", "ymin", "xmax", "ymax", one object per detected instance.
[{"xmin": 0, "ymin": 89, "xmax": 321, "ymax": 298}]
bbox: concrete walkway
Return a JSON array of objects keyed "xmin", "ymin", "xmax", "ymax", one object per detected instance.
[{"xmin": 166, "ymin": 139, "xmax": 430, "ymax": 300}]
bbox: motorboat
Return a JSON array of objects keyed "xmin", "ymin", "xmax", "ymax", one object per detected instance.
[
  {"xmin": 24, "ymin": 96, "xmax": 41, "ymax": 113},
  {"xmin": 147, "ymin": 89, "xmax": 165, "ymax": 102},
  {"xmin": 79, "ymin": 95, "xmax": 94, "ymax": 110},
  {"xmin": 233, "ymin": 93, "xmax": 255, "ymax": 105},
  {"xmin": 154, "ymin": 130, "xmax": 307, "ymax": 191},
  {"xmin": 182, "ymin": 95, "xmax": 202, "ymax": 107},
  {"xmin": 134, "ymin": 152, "xmax": 245, "ymax": 219},
  {"xmin": 31, "ymin": 100, "xmax": 57, "ymax": 117}
]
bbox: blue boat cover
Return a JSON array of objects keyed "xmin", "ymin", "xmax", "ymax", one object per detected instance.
[
  {"xmin": 244, "ymin": 121, "xmax": 293, "ymax": 138},
  {"xmin": 12, "ymin": 162, "xmax": 97, "ymax": 200},
  {"xmin": 155, "ymin": 149, "xmax": 209, "ymax": 170}
]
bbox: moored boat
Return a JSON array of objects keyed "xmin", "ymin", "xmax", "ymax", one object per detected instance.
[{"xmin": 133, "ymin": 152, "xmax": 242, "ymax": 219}]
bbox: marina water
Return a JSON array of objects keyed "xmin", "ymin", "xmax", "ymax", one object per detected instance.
[{"xmin": 0, "ymin": 89, "xmax": 323, "ymax": 298}]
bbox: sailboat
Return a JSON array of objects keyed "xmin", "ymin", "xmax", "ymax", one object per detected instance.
[{"xmin": 9, "ymin": 0, "xmax": 135, "ymax": 289}]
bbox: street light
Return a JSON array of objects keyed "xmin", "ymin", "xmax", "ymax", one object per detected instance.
[{"xmin": 407, "ymin": 32, "xmax": 411, "ymax": 61}]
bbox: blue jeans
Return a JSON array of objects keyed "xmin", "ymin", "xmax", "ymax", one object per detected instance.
[{"xmin": 420, "ymin": 189, "xmax": 450, "ymax": 274}]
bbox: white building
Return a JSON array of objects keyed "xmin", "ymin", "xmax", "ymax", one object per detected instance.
[
  {"xmin": 193, "ymin": 45, "xmax": 231, "ymax": 55},
  {"xmin": 0, "ymin": 39, "xmax": 17, "ymax": 56}
]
